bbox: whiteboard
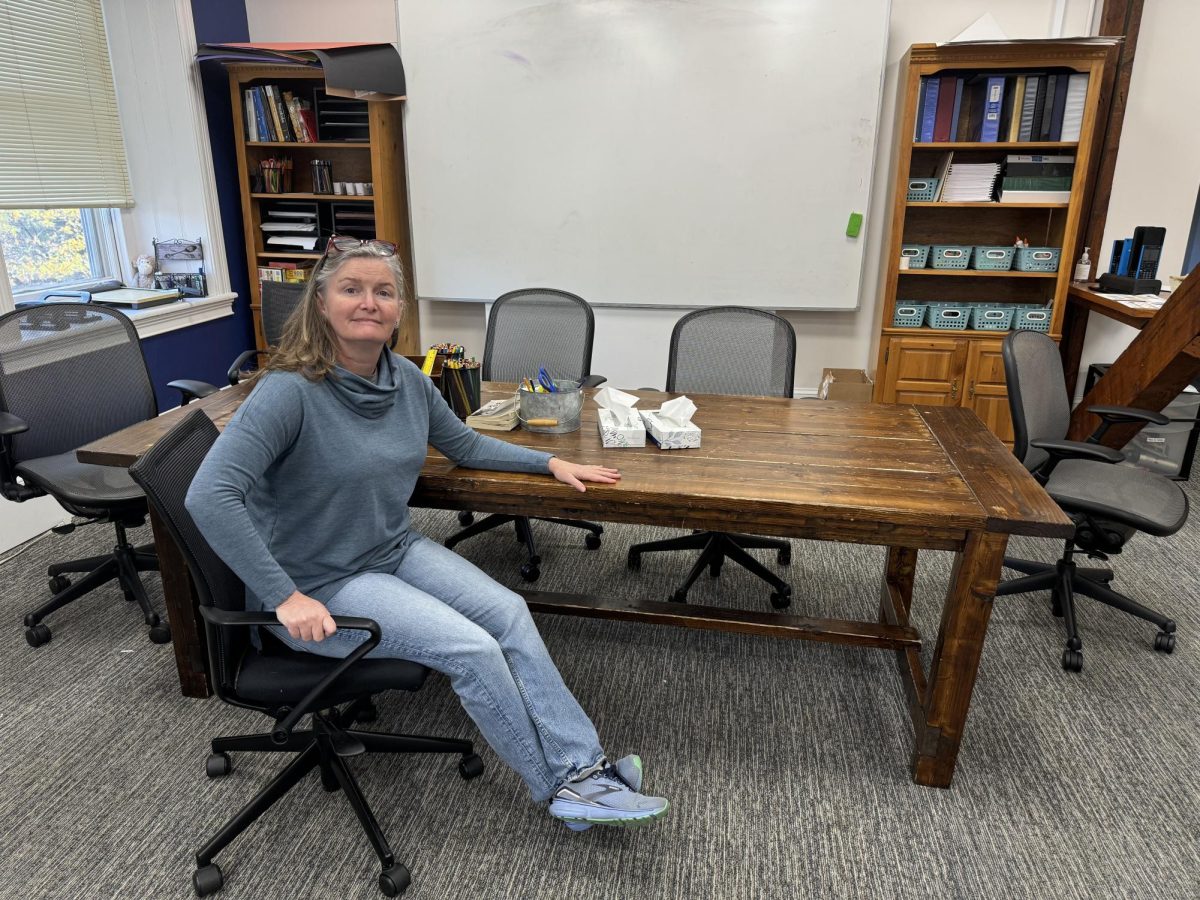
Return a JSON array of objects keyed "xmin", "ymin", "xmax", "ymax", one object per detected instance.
[{"xmin": 397, "ymin": 1, "xmax": 889, "ymax": 309}]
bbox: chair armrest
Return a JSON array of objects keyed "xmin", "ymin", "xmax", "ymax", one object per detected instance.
[
  {"xmin": 198, "ymin": 607, "xmax": 382, "ymax": 742},
  {"xmin": 0, "ymin": 411, "xmax": 29, "ymax": 436},
  {"xmin": 227, "ymin": 349, "xmax": 265, "ymax": 386},
  {"xmin": 167, "ymin": 380, "xmax": 219, "ymax": 406},
  {"xmin": 1087, "ymin": 405, "xmax": 1171, "ymax": 427},
  {"xmin": 1031, "ymin": 439, "xmax": 1125, "ymax": 466},
  {"xmin": 581, "ymin": 374, "xmax": 607, "ymax": 389}
]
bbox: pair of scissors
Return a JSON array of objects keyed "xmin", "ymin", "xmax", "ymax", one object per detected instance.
[{"xmin": 537, "ymin": 367, "xmax": 558, "ymax": 392}]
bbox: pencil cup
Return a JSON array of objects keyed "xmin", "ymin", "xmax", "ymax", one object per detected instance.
[
  {"xmin": 440, "ymin": 365, "xmax": 481, "ymax": 419},
  {"xmin": 310, "ymin": 160, "xmax": 332, "ymax": 194},
  {"xmin": 519, "ymin": 380, "xmax": 583, "ymax": 434}
]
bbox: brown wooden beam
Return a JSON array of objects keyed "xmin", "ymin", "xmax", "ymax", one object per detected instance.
[
  {"xmin": 1080, "ymin": 0, "xmax": 1144, "ymax": 278},
  {"xmin": 1068, "ymin": 270, "xmax": 1200, "ymax": 444}
]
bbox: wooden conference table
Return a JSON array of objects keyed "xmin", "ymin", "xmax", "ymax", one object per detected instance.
[{"xmin": 78, "ymin": 381, "xmax": 1071, "ymax": 788}]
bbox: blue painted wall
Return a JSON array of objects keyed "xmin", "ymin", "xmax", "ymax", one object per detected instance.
[{"xmin": 141, "ymin": 0, "xmax": 253, "ymax": 411}]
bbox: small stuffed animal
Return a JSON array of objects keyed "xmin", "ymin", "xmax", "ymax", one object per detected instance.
[{"xmin": 134, "ymin": 254, "xmax": 156, "ymax": 288}]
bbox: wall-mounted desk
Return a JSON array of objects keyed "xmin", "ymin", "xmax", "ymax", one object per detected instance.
[
  {"xmin": 1061, "ymin": 274, "xmax": 1200, "ymax": 444},
  {"xmin": 78, "ymin": 383, "xmax": 1070, "ymax": 788}
]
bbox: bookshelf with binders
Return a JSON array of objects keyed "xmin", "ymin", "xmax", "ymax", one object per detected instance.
[
  {"xmin": 227, "ymin": 64, "xmax": 419, "ymax": 355},
  {"xmin": 872, "ymin": 40, "xmax": 1118, "ymax": 445}
]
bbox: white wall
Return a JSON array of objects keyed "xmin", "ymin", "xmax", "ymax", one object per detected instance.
[
  {"xmin": 247, "ymin": 1, "xmax": 1191, "ymax": 393},
  {"xmin": 0, "ymin": 496, "xmax": 68, "ymax": 555}
]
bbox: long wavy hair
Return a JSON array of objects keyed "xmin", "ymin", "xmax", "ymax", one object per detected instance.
[{"xmin": 261, "ymin": 243, "xmax": 407, "ymax": 382}]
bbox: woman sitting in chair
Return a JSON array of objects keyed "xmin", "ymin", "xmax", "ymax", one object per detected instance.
[{"xmin": 186, "ymin": 236, "xmax": 667, "ymax": 830}]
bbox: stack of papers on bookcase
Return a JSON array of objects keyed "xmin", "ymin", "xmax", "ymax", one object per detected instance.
[{"xmin": 940, "ymin": 162, "xmax": 1001, "ymax": 202}]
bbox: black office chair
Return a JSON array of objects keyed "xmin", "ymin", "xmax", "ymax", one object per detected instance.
[
  {"xmin": 444, "ymin": 288, "xmax": 608, "ymax": 581},
  {"xmin": 996, "ymin": 330, "xmax": 1185, "ymax": 672},
  {"xmin": 0, "ymin": 304, "xmax": 178, "ymax": 646},
  {"xmin": 227, "ymin": 281, "xmax": 305, "ymax": 385},
  {"xmin": 128, "ymin": 410, "xmax": 483, "ymax": 898},
  {"xmin": 627, "ymin": 307, "xmax": 796, "ymax": 608}
]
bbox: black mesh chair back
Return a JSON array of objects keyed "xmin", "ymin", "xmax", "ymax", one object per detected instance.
[
  {"xmin": 666, "ymin": 307, "xmax": 796, "ymax": 398},
  {"xmin": 261, "ymin": 281, "xmax": 305, "ymax": 346},
  {"xmin": 482, "ymin": 289, "xmax": 595, "ymax": 382},
  {"xmin": 1002, "ymin": 330, "xmax": 1072, "ymax": 472},
  {"xmin": 128, "ymin": 411, "xmax": 249, "ymax": 700},
  {"xmin": 0, "ymin": 304, "xmax": 157, "ymax": 465}
]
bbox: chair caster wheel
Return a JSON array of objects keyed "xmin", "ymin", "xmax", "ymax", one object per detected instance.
[
  {"xmin": 769, "ymin": 588, "xmax": 792, "ymax": 610},
  {"xmin": 206, "ymin": 752, "xmax": 232, "ymax": 778},
  {"xmin": 1062, "ymin": 648, "xmax": 1083, "ymax": 672},
  {"xmin": 458, "ymin": 753, "xmax": 485, "ymax": 779},
  {"xmin": 48, "ymin": 574, "xmax": 70, "ymax": 594},
  {"xmin": 149, "ymin": 623, "xmax": 172, "ymax": 644},
  {"xmin": 457, "ymin": 510, "xmax": 474, "ymax": 527},
  {"xmin": 193, "ymin": 863, "xmax": 223, "ymax": 896},
  {"xmin": 354, "ymin": 701, "xmax": 378, "ymax": 724},
  {"xmin": 669, "ymin": 589, "xmax": 688, "ymax": 604},
  {"xmin": 25, "ymin": 623, "xmax": 51, "ymax": 648},
  {"xmin": 777, "ymin": 547, "xmax": 792, "ymax": 566},
  {"xmin": 1066, "ymin": 636, "xmax": 1082, "ymax": 651},
  {"xmin": 519, "ymin": 563, "xmax": 540, "ymax": 582},
  {"xmin": 1154, "ymin": 632, "xmax": 1175, "ymax": 654},
  {"xmin": 627, "ymin": 550, "xmax": 641, "ymax": 571},
  {"xmin": 378, "ymin": 863, "xmax": 411, "ymax": 897},
  {"xmin": 146, "ymin": 612, "xmax": 160, "ymax": 627},
  {"xmin": 585, "ymin": 534, "xmax": 602, "ymax": 550}
]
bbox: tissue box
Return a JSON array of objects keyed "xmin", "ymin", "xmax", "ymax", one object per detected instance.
[
  {"xmin": 639, "ymin": 410, "xmax": 701, "ymax": 449},
  {"xmin": 819, "ymin": 368, "xmax": 874, "ymax": 402},
  {"xmin": 597, "ymin": 408, "xmax": 646, "ymax": 447}
]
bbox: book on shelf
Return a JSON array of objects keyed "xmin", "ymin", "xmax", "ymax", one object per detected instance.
[
  {"xmin": 915, "ymin": 71, "xmax": 1089, "ymax": 143},
  {"xmin": 243, "ymin": 85, "xmax": 318, "ymax": 142}
]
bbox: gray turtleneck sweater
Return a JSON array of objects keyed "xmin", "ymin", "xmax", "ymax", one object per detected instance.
[{"xmin": 185, "ymin": 351, "xmax": 552, "ymax": 611}]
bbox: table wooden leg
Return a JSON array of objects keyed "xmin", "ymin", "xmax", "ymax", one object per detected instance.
[
  {"xmin": 911, "ymin": 530, "xmax": 1007, "ymax": 787},
  {"xmin": 149, "ymin": 504, "xmax": 211, "ymax": 698}
]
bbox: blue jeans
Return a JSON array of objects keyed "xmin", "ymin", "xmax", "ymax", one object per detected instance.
[{"xmin": 274, "ymin": 535, "xmax": 604, "ymax": 802}]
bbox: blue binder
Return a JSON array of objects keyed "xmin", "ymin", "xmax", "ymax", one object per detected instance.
[
  {"xmin": 919, "ymin": 78, "xmax": 940, "ymax": 142},
  {"xmin": 979, "ymin": 76, "xmax": 1006, "ymax": 142}
]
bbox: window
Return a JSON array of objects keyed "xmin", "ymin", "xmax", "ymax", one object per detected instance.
[{"xmin": 0, "ymin": 208, "xmax": 122, "ymax": 302}]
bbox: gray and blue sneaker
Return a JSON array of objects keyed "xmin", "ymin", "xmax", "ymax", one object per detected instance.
[{"xmin": 549, "ymin": 757, "xmax": 667, "ymax": 831}]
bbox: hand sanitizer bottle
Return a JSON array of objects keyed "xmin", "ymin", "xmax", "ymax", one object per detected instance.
[{"xmin": 1074, "ymin": 247, "xmax": 1091, "ymax": 282}]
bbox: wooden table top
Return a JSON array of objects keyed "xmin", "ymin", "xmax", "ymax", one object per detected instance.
[
  {"xmin": 78, "ymin": 381, "xmax": 1072, "ymax": 548},
  {"xmin": 1068, "ymin": 282, "xmax": 1163, "ymax": 328}
]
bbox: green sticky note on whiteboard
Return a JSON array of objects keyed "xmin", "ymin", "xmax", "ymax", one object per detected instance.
[{"xmin": 846, "ymin": 212, "xmax": 863, "ymax": 238}]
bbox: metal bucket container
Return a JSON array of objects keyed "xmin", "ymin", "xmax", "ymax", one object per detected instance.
[{"xmin": 518, "ymin": 379, "xmax": 583, "ymax": 433}]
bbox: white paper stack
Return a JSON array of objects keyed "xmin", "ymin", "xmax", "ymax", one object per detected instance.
[
  {"xmin": 940, "ymin": 162, "xmax": 1001, "ymax": 202},
  {"xmin": 466, "ymin": 396, "xmax": 519, "ymax": 431}
]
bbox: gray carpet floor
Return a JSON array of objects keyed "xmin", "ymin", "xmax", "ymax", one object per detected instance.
[{"xmin": 1, "ymin": 485, "xmax": 1198, "ymax": 899}]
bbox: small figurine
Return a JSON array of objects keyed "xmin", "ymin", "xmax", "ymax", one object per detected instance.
[{"xmin": 134, "ymin": 254, "xmax": 156, "ymax": 288}]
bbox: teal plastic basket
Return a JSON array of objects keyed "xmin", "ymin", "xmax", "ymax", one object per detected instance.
[
  {"xmin": 900, "ymin": 244, "xmax": 929, "ymax": 268},
  {"xmin": 1014, "ymin": 247, "xmax": 1061, "ymax": 272},
  {"xmin": 972, "ymin": 246, "xmax": 1015, "ymax": 271},
  {"xmin": 891, "ymin": 303, "xmax": 927, "ymax": 327},
  {"xmin": 969, "ymin": 305, "xmax": 1015, "ymax": 331},
  {"xmin": 931, "ymin": 246, "xmax": 972, "ymax": 269},
  {"xmin": 1013, "ymin": 305, "xmax": 1052, "ymax": 332},
  {"xmin": 906, "ymin": 178, "xmax": 940, "ymax": 202},
  {"xmin": 928, "ymin": 303, "xmax": 971, "ymax": 330}
]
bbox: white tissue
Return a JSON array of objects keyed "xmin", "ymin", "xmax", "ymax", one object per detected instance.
[
  {"xmin": 657, "ymin": 395, "xmax": 697, "ymax": 427},
  {"xmin": 594, "ymin": 386, "xmax": 641, "ymax": 426}
]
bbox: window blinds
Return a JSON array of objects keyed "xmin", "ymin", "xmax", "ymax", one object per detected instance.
[{"xmin": 0, "ymin": 0, "xmax": 133, "ymax": 208}]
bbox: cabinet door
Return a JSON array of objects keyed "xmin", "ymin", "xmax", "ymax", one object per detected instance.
[
  {"xmin": 964, "ymin": 339, "xmax": 1015, "ymax": 445},
  {"xmin": 880, "ymin": 337, "xmax": 968, "ymax": 406}
]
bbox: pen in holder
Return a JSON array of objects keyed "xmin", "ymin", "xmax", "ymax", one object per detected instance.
[
  {"xmin": 259, "ymin": 157, "xmax": 293, "ymax": 193},
  {"xmin": 518, "ymin": 379, "xmax": 583, "ymax": 433},
  {"xmin": 310, "ymin": 159, "xmax": 332, "ymax": 194},
  {"xmin": 440, "ymin": 359, "xmax": 481, "ymax": 419}
]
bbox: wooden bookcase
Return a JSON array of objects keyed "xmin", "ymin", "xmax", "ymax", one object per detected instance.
[
  {"xmin": 226, "ymin": 64, "xmax": 420, "ymax": 355},
  {"xmin": 872, "ymin": 40, "xmax": 1118, "ymax": 444}
]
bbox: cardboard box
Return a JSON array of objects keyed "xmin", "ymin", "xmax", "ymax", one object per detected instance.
[
  {"xmin": 639, "ymin": 410, "xmax": 701, "ymax": 449},
  {"xmin": 597, "ymin": 408, "xmax": 646, "ymax": 447},
  {"xmin": 819, "ymin": 368, "xmax": 874, "ymax": 402}
]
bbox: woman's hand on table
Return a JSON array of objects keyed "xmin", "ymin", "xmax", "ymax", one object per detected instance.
[{"xmin": 548, "ymin": 457, "xmax": 621, "ymax": 493}]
